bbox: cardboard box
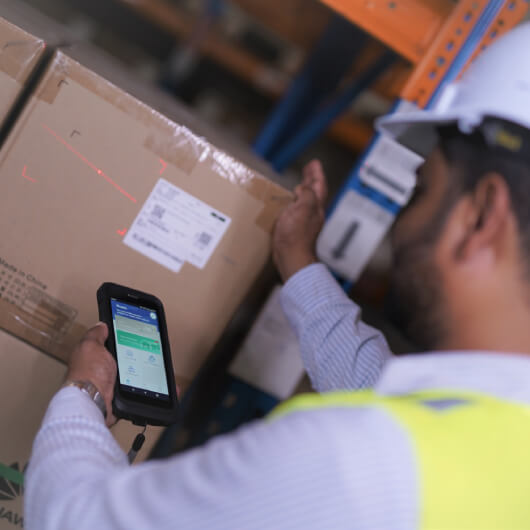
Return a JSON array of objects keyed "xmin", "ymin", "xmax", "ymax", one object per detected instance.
[
  {"xmin": 0, "ymin": 16, "xmax": 45, "ymax": 128},
  {"xmin": 0, "ymin": 329, "xmax": 163, "ymax": 529},
  {"xmin": 0, "ymin": 50, "xmax": 291, "ymax": 388}
]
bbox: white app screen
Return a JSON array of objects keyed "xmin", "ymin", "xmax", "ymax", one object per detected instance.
[{"xmin": 111, "ymin": 299, "xmax": 169, "ymax": 398}]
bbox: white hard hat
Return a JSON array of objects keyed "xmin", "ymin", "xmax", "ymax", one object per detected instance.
[{"xmin": 377, "ymin": 22, "xmax": 530, "ymax": 158}]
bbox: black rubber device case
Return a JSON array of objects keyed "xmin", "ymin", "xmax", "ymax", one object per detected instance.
[{"xmin": 97, "ymin": 282, "xmax": 179, "ymax": 426}]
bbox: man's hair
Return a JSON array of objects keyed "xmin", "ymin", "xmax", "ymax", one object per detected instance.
[{"xmin": 438, "ymin": 124, "xmax": 530, "ymax": 261}]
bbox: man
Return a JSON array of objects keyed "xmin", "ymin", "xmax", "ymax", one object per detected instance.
[{"xmin": 26, "ymin": 23, "xmax": 530, "ymax": 529}]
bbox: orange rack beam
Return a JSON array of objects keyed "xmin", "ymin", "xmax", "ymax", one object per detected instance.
[{"xmin": 319, "ymin": 0, "xmax": 453, "ymax": 64}]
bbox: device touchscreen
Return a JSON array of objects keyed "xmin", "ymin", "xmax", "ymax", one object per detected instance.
[{"xmin": 110, "ymin": 298, "xmax": 170, "ymax": 402}]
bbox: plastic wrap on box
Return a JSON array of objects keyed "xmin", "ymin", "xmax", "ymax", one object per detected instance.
[
  {"xmin": 64, "ymin": 42, "xmax": 285, "ymax": 187},
  {"xmin": 36, "ymin": 52, "xmax": 292, "ymax": 232}
]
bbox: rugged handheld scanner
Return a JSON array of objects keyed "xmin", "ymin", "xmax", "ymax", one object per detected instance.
[{"xmin": 97, "ymin": 283, "xmax": 179, "ymax": 426}]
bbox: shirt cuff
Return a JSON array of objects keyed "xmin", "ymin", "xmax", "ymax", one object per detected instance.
[
  {"xmin": 280, "ymin": 263, "xmax": 355, "ymax": 332},
  {"xmin": 42, "ymin": 386, "xmax": 106, "ymax": 425}
]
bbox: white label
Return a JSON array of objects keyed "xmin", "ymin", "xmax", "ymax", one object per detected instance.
[
  {"xmin": 229, "ymin": 287, "xmax": 305, "ymax": 400},
  {"xmin": 124, "ymin": 178, "xmax": 231, "ymax": 273},
  {"xmin": 359, "ymin": 135, "xmax": 422, "ymax": 205},
  {"xmin": 317, "ymin": 190, "xmax": 395, "ymax": 282}
]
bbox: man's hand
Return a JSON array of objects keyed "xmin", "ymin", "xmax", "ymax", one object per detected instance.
[
  {"xmin": 273, "ymin": 160, "xmax": 328, "ymax": 282},
  {"xmin": 66, "ymin": 323, "xmax": 118, "ymax": 427}
]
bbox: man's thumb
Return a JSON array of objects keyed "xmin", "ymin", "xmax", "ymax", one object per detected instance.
[{"xmin": 84, "ymin": 322, "xmax": 109, "ymax": 345}]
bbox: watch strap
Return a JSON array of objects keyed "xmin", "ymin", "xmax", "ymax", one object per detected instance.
[{"xmin": 63, "ymin": 380, "xmax": 107, "ymax": 419}]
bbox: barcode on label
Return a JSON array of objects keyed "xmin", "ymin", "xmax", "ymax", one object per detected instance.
[
  {"xmin": 151, "ymin": 205, "xmax": 166, "ymax": 219},
  {"xmin": 197, "ymin": 232, "xmax": 212, "ymax": 247},
  {"xmin": 133, "ymin": 233, "xmax": 183, "ymax": 264}
]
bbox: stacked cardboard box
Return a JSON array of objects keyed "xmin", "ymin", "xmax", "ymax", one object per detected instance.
[{"xmin": 0, "ymin": 17, "xmax": 45, "ymax": 129}]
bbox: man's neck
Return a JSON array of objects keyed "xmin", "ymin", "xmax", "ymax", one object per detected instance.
[{"xmin": 439, "ymin": 296, "xmax": 530, "ymax": 354}]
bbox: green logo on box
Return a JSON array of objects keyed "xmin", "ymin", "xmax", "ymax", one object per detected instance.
[
  {"xmin": 0, "ymin": 463, "xmax": 24, "ymax": 501},
  {"xmin": 0, "ymin": 463, "xmax": 25, "ymax": 527}
]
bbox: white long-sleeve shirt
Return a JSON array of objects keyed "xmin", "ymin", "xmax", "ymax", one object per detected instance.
[{"xmin": 26, "ymin": 264, "xmax": 530, "ymax": 529}]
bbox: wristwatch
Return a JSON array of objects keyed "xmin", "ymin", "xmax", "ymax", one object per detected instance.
[{"xmin": 63, "ymin": 380, "xmax": 107, "ymax": 419}]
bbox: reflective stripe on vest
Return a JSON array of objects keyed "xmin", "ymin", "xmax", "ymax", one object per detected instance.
[{"xmin": 271, "ymin": 390, "xmax": 530, "ymax": 529}]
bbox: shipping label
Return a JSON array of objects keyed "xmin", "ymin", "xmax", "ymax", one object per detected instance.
[{"xmin": 124, "ymin": 178, "xmax": 231, "ymax": 273}]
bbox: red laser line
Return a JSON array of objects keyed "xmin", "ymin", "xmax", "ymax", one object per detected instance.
[
  {"xmin": 41, "ymin": 124, "xmax": 137, "ymax": 203},
  {"xmin": 22, "ymin": 165, "xmax": 37, "ymax": 183},
  {"xmin": 159, "ymin": 158, "xmax": 167, "ymax": 175}
]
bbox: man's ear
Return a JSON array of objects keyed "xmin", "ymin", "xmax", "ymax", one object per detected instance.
[{"xmin": 453, "ymin": 173, "xmax": 511, "ymax": 262}]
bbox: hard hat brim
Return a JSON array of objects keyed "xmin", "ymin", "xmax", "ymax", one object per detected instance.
[{"xmin": 376, "ymin": 110, "xmax": 462, "ymax": 159}]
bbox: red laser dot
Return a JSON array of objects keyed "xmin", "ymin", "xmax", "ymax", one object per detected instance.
[
  {"xmin": 41, "ymin": 124, "xmax": 137, "ymax": 203},
  {"xmin": 117, "ymin": 228, "xmax": 127, "ymax": 236},
  {"xmin": 159, "ymin": 158, "xmax": 167, "ymax": 175}
]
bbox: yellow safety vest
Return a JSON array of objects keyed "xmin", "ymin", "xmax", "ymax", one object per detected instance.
[{"xmin": 271, "ymin": 390, "xmax": 530, "ymax": 529}]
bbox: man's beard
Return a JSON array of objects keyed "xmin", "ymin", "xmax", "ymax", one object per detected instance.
[
  {"xmin": 385, "ymin": 201, "xmax": 453, "ymax": 351},
  {"xmin": 386, "ymin": 242, "xmax": 447, "ymax": 351}
]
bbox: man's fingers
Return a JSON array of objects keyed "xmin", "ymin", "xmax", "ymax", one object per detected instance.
[
  {"xmin": 294, "ymin": 184, "xmax": 304, "ymax": 199},
  {"xmin": 105, "ymin": 408, "xmax": 118, "ymax": 428},
  {"xmin": 295, "ymin": 185, "xmax": 318, "ymax": 207},
  {"xmin": 293, "ymin": 184, "xmax": 315, "ymax": 204},
  {"xmin": 312, "ymin": 165, "xmax": 328, "ymax": 205},
  {"xmin": 302, "ymin": 160, "xmax": 327, "ymax": 205},
  {"xmin": 84, "ymin": 322, "xmax": 109, "ymax": 345},
  {"xmin": 302, "ymin": 159, "xmax": 321, "ymax": 182}
]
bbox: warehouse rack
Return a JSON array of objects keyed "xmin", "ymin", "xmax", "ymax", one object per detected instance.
[
  {"xmin": 255, "ymin": 0, "xmax": 529, "ymax": 169},
  {"xmin": 107, "ymin": 0, "xmax": 406, "ymax": 153}
]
